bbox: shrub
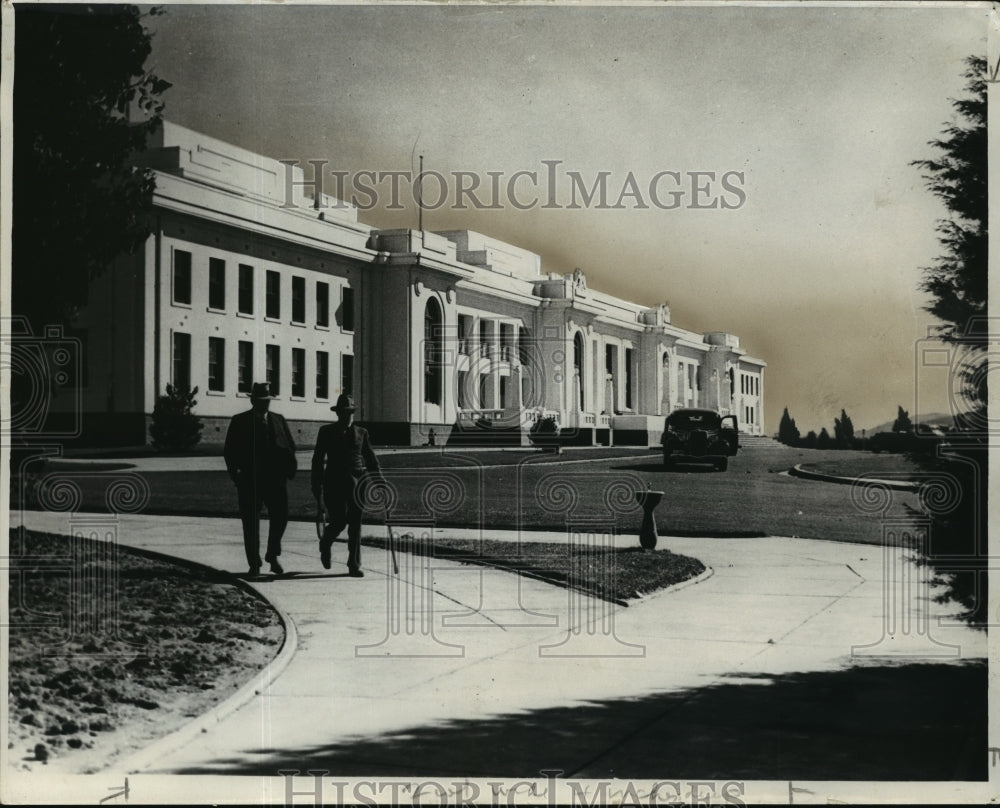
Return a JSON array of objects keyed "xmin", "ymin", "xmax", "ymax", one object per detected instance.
[
  {"xmin": 149, "ymin": 385, "xmax": 203, "ymax": 451},
  {"xmin": 529, "ymin": 415, "xmax": 561, "ymax": 451}
]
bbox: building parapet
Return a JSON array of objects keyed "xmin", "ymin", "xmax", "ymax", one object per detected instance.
[
  {"xmin": 142, "ymin": 122, "xmax": 363, "ymax": 230},
  {"xmin": 436, "ymin": 230, "xmax": 541, "ymax": 280},
  {"xmin": 704, "ymin": 331, "xmax": 740, "ymax": 349},
  {"xmin": 153, "ymin": 172, "xmax": 374, "ymax": 257}
]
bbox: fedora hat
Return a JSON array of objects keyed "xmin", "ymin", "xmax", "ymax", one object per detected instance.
[
  {"xmin": 332, "ymin": 393, "xmax": 356, "ymax": 412},
  {"xmin": 250, "ymin": 382, "xmax": 276, "ymax": 400}
]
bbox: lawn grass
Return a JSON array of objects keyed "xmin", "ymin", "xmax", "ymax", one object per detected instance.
[
  {"xmin": 7, "ymin": 529, "xmax": 284, "ymax": 773},
  {"xmin": 362, "ymin": 536, "xmax": 706, "ymax": 603}
]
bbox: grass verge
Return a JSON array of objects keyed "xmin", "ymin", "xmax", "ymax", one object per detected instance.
[
  {"xmin": 7, "ymin": 528, "xmax": 284, "ymax": 774},
  {"xmin": 796, "ymin": 453, "xmax": 926, "ymax": 481},
  {"xmin": 362, "ymin": 536, "xmax": 706, "ymax": 603}
]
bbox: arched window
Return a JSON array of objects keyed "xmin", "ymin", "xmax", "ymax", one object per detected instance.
[{"xmin": 424, "ymin": 297, "xmax": 443, "ymax": 405}]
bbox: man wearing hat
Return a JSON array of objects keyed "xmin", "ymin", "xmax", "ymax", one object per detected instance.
[
  {"xmin": 224, "ymin": 382, "xmax": 298, "ymax": 576},
  {"xmin": 311, "ymin": 393, "xmax": 381, "ymax": 576}
]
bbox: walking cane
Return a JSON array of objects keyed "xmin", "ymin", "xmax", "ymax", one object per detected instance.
[{"xmin": 384, "ymin": 506, "xmax": 399, "ymax": 575}]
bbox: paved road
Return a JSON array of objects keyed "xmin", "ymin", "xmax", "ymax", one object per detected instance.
[{"xmin": 20, "ymin": 444, "xmax": 922, "ymax": 546}]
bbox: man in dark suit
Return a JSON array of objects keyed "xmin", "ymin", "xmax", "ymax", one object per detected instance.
[
  {"xmin": 311, "ymin": 393, "xmax": 381, "ymax": 577},
  {"xmin": 224, "ymin": 382, "xmax": 297, "ymax": 576}
]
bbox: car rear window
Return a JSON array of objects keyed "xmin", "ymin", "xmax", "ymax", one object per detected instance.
[{"xmin": 666, "ymin": 411, "xmax": 721, "ymax": 429}]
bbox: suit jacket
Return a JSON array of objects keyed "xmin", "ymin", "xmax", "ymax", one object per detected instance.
[
  {"xmin": 224, "ymin": 409, "xmax": 298, "ymax": 482},
  {"xmin": 311, "ymin": 422, "xmax": 380, "ymax": 495}
]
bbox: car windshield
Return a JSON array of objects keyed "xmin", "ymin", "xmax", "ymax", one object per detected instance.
[{"xmin": 666, "ymin": 411, "xmax": 721, "ymax": 429}]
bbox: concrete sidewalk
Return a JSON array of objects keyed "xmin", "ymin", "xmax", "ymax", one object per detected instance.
[{"xmin": 10, "ymin": 511, "xmax": 987, "ymax": 783}]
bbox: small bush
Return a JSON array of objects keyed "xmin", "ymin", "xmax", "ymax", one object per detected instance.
[
  {"xmin": 149, "ymin": 385, "xmax": 203, "ymax": 451},
  {"xmin": 529, "ymin": 415, "xmax": 561, "ymax": 451}
]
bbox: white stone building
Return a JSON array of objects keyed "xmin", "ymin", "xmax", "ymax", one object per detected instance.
[{"xmin": 65, "ymin": 123, "xmax": 765, "ymax": 447}]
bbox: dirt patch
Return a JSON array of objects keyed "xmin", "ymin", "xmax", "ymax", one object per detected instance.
[{"xmin": 7, "ymin": 529, "xmax": 285, "ymax": 774}]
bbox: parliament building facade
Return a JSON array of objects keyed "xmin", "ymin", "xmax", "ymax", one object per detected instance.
[{"xmin": 67, "ymin": 123, "xmax": 765, "ymax": 448}]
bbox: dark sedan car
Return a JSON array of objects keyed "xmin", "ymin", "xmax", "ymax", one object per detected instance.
[{"xmin": 662, "ymin": 408, "xmax": 739, "ymax": 471}]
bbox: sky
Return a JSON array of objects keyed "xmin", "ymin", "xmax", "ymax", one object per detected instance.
[{"xmin": 141, "ymin": 2, "xmax": 988, "ymax": 434}]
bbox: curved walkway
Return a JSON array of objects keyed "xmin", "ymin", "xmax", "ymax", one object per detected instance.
[
  {"xmin": 788, "ymin": 463, "xmax": 921, "ymax": 490},
  {"xmin": 6, "ymin": 511, "xmax": 987, "ymax": 799}
]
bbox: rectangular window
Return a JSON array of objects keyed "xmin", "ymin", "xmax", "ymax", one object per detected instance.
[
  {"xmin": 291, "ymin": 348, "xmax": 305, "ymax": 397},
  {"xmin": 209, "ymin": 258, "xmax": 226, "ymax": 310},
  {"xmin": 266, "ymin": 344, "xmax": 280, "ymax": 396},
  {"xmin": 341, "ymin": 286, "xmax": 355, "ymax": 332},
  {"xmin": 238, "ymin": 264, "xmax": 254, "ymax": 314},
  {"xmin": 457, "ymin": 370, "xmax": 469, "ymax": 408},
  {"xmin": 266, "ymin": 270, "xmax": 280, "ymax": 319},
  {"xmin": 292, "ymin": 276, "xmax": 305, "ymax": 324},
  {"xmin": 172, "ymin": 332, "xmax": 191, "ymax": 390},
  {"xmin": 479, "ymin": 320, "xmax": 490, "ymax": 358},
  {"xmin": 238, "ymin": 341, "xmax": 253, "ymax": 393},
  {"xmin": 341, "ymin": 353, "xmax": 354, "ymax": 396},
  {"xmin": 458, "ymin": 315, "xmax": 471, "ymax": 355},
  {"xmin": 316, "ymin": 351, "xmax": 329, "ymax": 399},
  {"xmin": 625, "ymin": 348, "xmax": 634, "ymax": 410},
  {"xmin": 316, "ymin": 282, "xmax": 329, "ymax": 327},
  {"xmin": 172, "ymin": 250, "xmax": 192, "ymax": 305},
  {"xmin": 208, "ymin": 337, "xmax": 225, "ymax": 392}
]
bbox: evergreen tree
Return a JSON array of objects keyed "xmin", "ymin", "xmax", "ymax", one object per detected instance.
[
  {"xmin": 892, "ymin": 405, "xmax": 913, "ymax": 433},
  {"xmin": 912, "ymin": 56, "xmax": 987, "ymax": 413},
  {"xmin": 816, "ymin": 427, "xmax": 832, "ymax": 449},
  {"xmin": 833, "ymin": 409, "xmax": 855, "ymax": 448},
  {"xmin": 777, "ymin": 407, "xmax": 800, "ymax": 446}
]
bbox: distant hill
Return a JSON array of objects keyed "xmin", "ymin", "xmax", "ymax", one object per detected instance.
[{"xmin": 863, "ymin": 412, "xmax": 962, "ymax": 435}]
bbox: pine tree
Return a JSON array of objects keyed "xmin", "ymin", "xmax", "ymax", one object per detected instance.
[
  {"xmin": 912, "ymin": 56, "xmax": 987, "ymax": 413},
  {"xmin": 816, "ymin": 428, "xmax": 832, "ymax": 449},
  {"xmin": 892, "ymin": 405, "xmax": 913, "ymax": 433},
  {"xmin": 777, "ymin": 407, "xmax": 800, "ymax": 446},
  {"xmin": 833, "ymin": 409, "xmax": 855, "ymax": 448}
]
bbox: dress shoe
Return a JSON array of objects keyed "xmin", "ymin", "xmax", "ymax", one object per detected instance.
[
  {"xmin": 248, "ymin": 565, "xmax": 262, "ymax": 577},
  {"xmin": 320, "ymin": 541, "xmax": 331, "ymax": 570},
  {"xmin": 348, "ymin": 568, "xmax": 364, "ymax": 578}
]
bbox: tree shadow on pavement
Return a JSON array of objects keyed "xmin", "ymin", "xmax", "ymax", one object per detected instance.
[{"xmin": 170, "ymin": 660, "xmax": 986, "ymax": 781}]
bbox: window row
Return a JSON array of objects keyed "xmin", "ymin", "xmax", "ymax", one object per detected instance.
[
  {"xmin": 171, "ymin": 249, "xmax": 354, "ymax": 330},
  {"xmin": 171, "ymin": 333, "xmax": 353, "ymax": 400},
  {"xmin": 740, "ymin": 374, "xmax": 760, "ymax": 396}
]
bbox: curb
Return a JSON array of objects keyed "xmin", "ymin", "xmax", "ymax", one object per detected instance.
[
  {"xmin": 787, "ymin": 463, "xmax": 920, "ymax": 491},
  {"xmin": 631, "ymin": 564, "xmax": 716, "ymax": 605},
  {"xmin": 99, "ymin": 544, "xmax": 300, "ymax": 776}
]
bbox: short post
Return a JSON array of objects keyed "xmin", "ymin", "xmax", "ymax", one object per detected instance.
[{"xmin": 635, "ymin": 488, "xmax": 664, "ymax": 550}]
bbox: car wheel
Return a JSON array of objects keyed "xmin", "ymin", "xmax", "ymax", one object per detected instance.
[{"xmin": 715, "ymin": 457, "xmax": 728, "ymax": 472}]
